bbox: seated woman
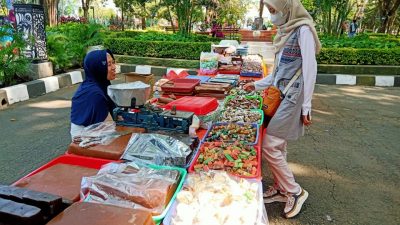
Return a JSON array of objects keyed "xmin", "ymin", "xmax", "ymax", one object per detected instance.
[{"xmin": 70, "ymin": 49, "xmax": 116, "ymax": 138}]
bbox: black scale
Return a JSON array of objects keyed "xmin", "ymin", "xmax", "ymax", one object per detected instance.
[{"xmin": 112, "ymin": 97, "xmax": 194, "ymax": 133}]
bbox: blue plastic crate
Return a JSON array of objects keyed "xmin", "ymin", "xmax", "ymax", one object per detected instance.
[{"xmin": 240, "ymin": 71, "xmax": 263, "ymax": 78}]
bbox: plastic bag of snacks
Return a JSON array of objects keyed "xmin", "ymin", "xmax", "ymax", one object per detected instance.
[
  {"xmin": 199, "ymin": 52, "xmax": 218, "ymax": 75},
  {"xmin": 163, "ymin": 171, "xmax": 269, "ymax": 225}
]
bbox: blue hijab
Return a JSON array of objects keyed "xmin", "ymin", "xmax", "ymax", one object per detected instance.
[{"xmin": 71, "ymin": 49, "xmax": 116, "ymax": 126}]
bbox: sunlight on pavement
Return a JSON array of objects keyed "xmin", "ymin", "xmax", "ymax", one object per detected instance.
[
  {"xmin": 288, "ymin": 162, "xmax": 350, "ymax": 184},
  {"xmin": 28, "ymin": 100, "xmax": 71, "ymax": 109}
]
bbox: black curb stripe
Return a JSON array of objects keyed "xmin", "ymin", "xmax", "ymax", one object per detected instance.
[
  {"xmin": 56, "ymin": 73, "xmax": 73, "ymax": 88},
  {"xmin": 25, "ymin": 80, "xmax": 46, "ymax": 98}
]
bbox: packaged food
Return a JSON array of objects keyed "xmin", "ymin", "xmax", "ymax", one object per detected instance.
[
  {"xmin": 199, "ymin": 52, "xmax": 218, "ymax": 75},
  {"xmin": 190, "ymin": 142, "xmax": 259, "ymax": 177},
  {"xmin": 218, "ymin": 108, "xmax": 263, "ymax": 125},
  {"xmin": 224, "ymin": 95, "xmax": 262, "ymax": 110},
  {"xmin": 164, "ymin": 171, "xmax": 268, "ymax": 225},
  {"xmin": 204, "ymin": 123, "xmax": 258, "ymax": 144},
  {"xmin": 46, "ymin": 202, "xmax": 155, "ymax": 225},
  {"xmin": 121, "ymin": 133, "xmax": 193, "ymax": 167},
  {"xmin": 81, "ymin": 162, "xmax": 180, "ymax": 215},
  {"xmin": 15, "ymin": 164, "xmax": 98, "ymax": 202}
]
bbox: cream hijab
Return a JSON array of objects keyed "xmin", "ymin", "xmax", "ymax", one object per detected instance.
[{"xmin": 265, "ymin": 0, "xmax": 321, "ymax": 54}]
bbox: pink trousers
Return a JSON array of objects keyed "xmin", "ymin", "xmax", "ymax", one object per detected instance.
[{"xmin": 262, "ymin": 134, "xmax": 301, "ymax": 194}]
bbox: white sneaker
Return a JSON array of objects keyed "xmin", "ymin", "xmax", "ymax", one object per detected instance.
[
  {"xmin": 263, "ymin": 186, "xmax": 287, "ymax": 204},
  {"xmin": 284, "ymin": 188, "xmax": 309, "ymax": 218}
]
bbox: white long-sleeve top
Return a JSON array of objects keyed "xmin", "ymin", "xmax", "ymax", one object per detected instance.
[{"xmin": 254, "ymin": 26, "xmax": 317, "ymax": 116}]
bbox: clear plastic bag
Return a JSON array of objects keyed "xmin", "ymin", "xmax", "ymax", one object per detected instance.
[
  {"xmin": 198, "ymin": 101, "xmax": 224, "ymax": 129},
  {"xmin": 81, "ymin": 162, "xmax": 180, "ymax": 215},
  {"xmin": 163, "ymin": 171, "xmax": 269, "ymax": 225},
  {"xmin": 121, "ymin": 133, "xmax": 193, "ymax": 167},
  {"xmin": 199, "ymin": 52, "xmax": 218, "ymax": 75},
  {"xmin": 72, "ymin": 122, "xmax": 120, "ymax": 148}
]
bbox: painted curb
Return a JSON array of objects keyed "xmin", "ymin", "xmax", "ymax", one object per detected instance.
[
  {"xmin": 0, "ymin": 89, "xmax": 8, "ymax": 110},
  {"xmin": 0, "ymin": 70, "xmax": 84, "ymax": 106}
]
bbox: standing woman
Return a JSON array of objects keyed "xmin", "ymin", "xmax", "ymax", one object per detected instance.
[
  {"xmin": 70, "ymin": 49, "xmax": 117, "ymax": 139},
  {"xmin": 244, "ymin": 0, "xmax": 321, "ymax": 219}
]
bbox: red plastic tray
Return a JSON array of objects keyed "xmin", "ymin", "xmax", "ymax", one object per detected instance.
[
  {"xmin": 163, "ymin": 96, "xmax": 218, "ymax": 116},
  {"xmin": 161, "ymin": 79, "xmax": 200, "ymax": 93},
  {"xmin": 13, "ymin": 155, "xmax": 114, "ymax": 184},
  {"xmin": 188, "ymin": 142, "xmax": 261, "ymax": 179}
]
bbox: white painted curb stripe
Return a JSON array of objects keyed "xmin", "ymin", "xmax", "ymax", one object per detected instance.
[
  {"xmin": 115, "ymin": 64, "xmax": 121, "ymax": 74},
  {"xmin": 135, "ymin": 65, "xmax": 151, "ymax": 74},
  {"xmin": 39, "ymin": 76, "xmax": 60, "ymax": 93},
  {"xmin": 336, "ymin": 74, "xmax": 357, "ymax": 85},
  {"xmin": 69, "ymin": 71, "xmax": 83, "ymax": 84},
  {"xmin": 375, "ymin": 76, "xmax": 395, "ymax": 87},
  {"xmin": 1, "ymin": 84, "xmax": 29, "ymax": 105}
]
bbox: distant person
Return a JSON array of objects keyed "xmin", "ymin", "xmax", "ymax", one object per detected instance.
[
  {"xmin": 211, "ymin": 21, "xmax": 224, "ymax": 38},
  {"xmin": 349, "ymin": 19, "xmax": 358, "ymax": 37},
  {"xmin": 341, "ymin": 21, "xmax": 348, "ymax": 36},
  {"xmin": 70, "ymin": 49, "xmax": 116, "ymax": 139}
]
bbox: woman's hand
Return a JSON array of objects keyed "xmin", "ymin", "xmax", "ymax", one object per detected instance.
[
  {"xmin": 302, "ymin": 114, "xmax": 312, "ymax": 126},
  {"xmin": 243, "ymin": 82, "xmax": 255, "ymax": 91}
]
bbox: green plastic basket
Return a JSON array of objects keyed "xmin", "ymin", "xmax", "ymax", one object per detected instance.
[
  {"xmin": 224, "ymin": 95, "xmax": 263, "ymax": 110},
  {"xmin": 148, "ymin": 164, "xmax": 187, "ymax": 224}
]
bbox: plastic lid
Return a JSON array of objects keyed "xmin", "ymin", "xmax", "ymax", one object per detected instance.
[{"xmin": 163, "ymin": 96, "xmax": 218, "ymax": 116}]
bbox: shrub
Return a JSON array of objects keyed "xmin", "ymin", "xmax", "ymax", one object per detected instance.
[
  {"xmin": 104, "ymin": 38, "xmax": 211, "ymax": 60},
  {"xmin": 0, "ymin": 24, "xmax": 30, "ymax": 86},
  {"xmin": 104, "ymin": 30, "xmax": 220, "ymax": 43},
  {"xmin": 46, "ymin": 23, "xmax": 105, "ymax": 72},
  {"xmin": 319, "ymin": 34, "xmax": 400, "ymax": 49},
  {"xmin": 317, "ymin": 48, "xmax": 400, "ymax": 65}
]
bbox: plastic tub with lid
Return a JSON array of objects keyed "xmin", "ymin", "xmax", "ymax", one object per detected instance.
[{"xmin": 163, "ymin": 96, "xmax": 218, "ymax": 116}]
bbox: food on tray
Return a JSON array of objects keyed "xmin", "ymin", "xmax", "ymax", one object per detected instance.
[
  {"xmin": 46, "ymin": 202, "xmax": 155, "ymax": 225},
  {"xmin": 225, "ymin": 95, "xmax": 261, "ymax": 110},
  {"xmin": 171, "ymin": 172, "xmax": 260, "ymax": 225},
  {"xmin": 15, "ymin": 164, "xmax": 98, "ymax": 202},
  {"xmin": 204, "ymin": 123, "xmax": 257, "ymax": 143},
  {"xmin": 229, "ymin": 80, "xmax": 262, "ymax": 96},
  {"xmin": 219, "ymin": 108, "xmax": 262, "ymax": 124},
  {"xmin": 68, "ymin": 127, "xmax": 146, "ymax": 160},
  {"xmin": 241, "ymin": 55, "xmax": 263, "ymax": 74},
  {"xmin": 192, "ymin": 142, "xmax": 258, "ymax": 177},
  {"xmin": 82, "ymin": 162, "xmax": 180, "ymax": 215}
]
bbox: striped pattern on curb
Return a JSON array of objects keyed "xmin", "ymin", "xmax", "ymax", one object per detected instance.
[
  {"xmin": 0, "ymin": 70, "xmax": 84, "ymax": 105},
  {"xmin": 317, "ymin": 74, "xmax": 399, "ymax": 87},
  {"xmin": 1, "ymin": 66, "xmax": 399, "ymax": 107}
]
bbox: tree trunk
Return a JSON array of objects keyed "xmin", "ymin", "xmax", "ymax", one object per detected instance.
[
  {"xmin": 141, "ymin": 4, "xmax": 146, "ymax": 30},
  {"xmin": 259, "ymin": 0, "xmax": 264, "ymax": 18},
  {"xmin": 45, "ymin": 0, "xmax": 59, "ymax": 26},
  {"xmin": 328, "ymin": 7, "xmax": 332, "ymax": 34},
  {"xmin": 378, "ymin": 0, "xmax": 400, "ymax": 33},
  {"xmin": 81, "ymin": 0, "xmax": 90, "ymax": 21},
  {"xmin": 121, "ymin": 4, "xmax": 125, "ymax": 31},
  {"xmin": 166, "ymin": 5, "xmax": 176, "ymax": 32}
]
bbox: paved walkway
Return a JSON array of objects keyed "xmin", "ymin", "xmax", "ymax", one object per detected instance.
[{"xmin": 0, "ymin": 82, "xmax": 399, "ymax": 224}]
